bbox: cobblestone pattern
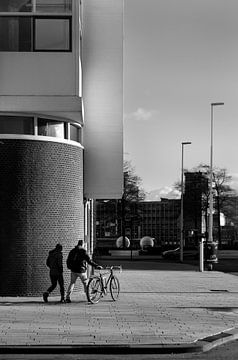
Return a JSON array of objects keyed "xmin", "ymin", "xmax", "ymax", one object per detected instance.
[
  {"xmin": 0, "ymin": 139, "xmax": 84, "ymax": 296},
  {"xmin": 0, "ymin": 269, "xmax": 238, "ymax": 345}
]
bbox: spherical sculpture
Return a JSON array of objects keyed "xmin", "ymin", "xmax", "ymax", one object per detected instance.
[
  {"xmin": 116, "ymin": 236, "xmax": 130, "ymax": 248},
  {"xmin": 140, "ymin": 236, "xmax": 154, "ymax": 250}
]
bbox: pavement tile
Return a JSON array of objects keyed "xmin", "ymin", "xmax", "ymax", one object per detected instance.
[{"xmin": 1, "ymin": 264, "xmax": 238, "ymax": 348}]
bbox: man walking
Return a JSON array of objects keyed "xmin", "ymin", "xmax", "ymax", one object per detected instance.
[
  {"xmin": 43, "ymin": 243, "xmax": 65, "ymax": 303},
  {"xmin": 66, "ymin": 240, "xmax": 102, "ymax": 303}
]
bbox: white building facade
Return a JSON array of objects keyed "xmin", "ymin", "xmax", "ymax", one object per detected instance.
[{"xmin": 0, "ymin": 0, "xmax": 123, "ymax": 296}]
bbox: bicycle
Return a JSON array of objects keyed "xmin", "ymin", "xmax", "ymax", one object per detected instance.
[{"xmin": 86, "ymin": 265, "xmax": 122, "ymax": 304}]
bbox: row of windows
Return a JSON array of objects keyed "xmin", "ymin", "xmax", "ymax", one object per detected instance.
[
  {"xmin": 0, "ymin": 1, "xmax": 72, "ymax": 52},
  {"xmin": 142, "ymin": 207, "xmax": 180, "ymax": 212},
  {"xmin": 0, "ymin": 16, "xmax": 71, "ymax": 51},
  {"xmin": 0, "ymin": 0, "xmax": 72, "ymax": 13},
  {"xmin": 0, "ymin": 116, "xmax": 82, "ymax": 143}
]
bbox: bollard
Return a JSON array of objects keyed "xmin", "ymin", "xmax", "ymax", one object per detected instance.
[
  {"xmin": 204, "ymin": 241, "xmax": 218, "ymax": 271},
  {"xmin": 199, "ymin": 240, "xmax": 204, "ymax": 272}
]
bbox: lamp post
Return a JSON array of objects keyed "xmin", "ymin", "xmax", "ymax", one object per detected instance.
[
  {"xmin": 208, "ymin": 102, "xmax": 224, "ymax": 243},
  {"xmin": 180, "ymin": 141, "xmax": 192, "ymax": 262}
]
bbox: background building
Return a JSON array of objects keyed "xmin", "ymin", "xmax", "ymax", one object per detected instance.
[
  {"xmin": 183, "ymin": 172, "xmax": 208, "ymax": 246},
  {"xmin": 95, "ymin": 171, "xmax": 208, "ymax": 251},
  {"xmin": 138, "ymin": 199, "xmax": 181, "ymax": 248},
  {"xmin": 0, "ymin": 0, "xmax": 123, "ymax": 296},
  {"xmin": 96, "ymin": 199, "xmax": 180, "ymax": 249}
]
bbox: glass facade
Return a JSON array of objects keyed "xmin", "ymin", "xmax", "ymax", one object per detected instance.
[
  {"xmin": 96, "ymin": 199, "xmax": 181, "ymax": 247},
  {"xmin": 38, "ymin": 118, "xmax": 65, "ymax": 138},
  {"xmin": 0, "ymin": 17, "xmax": 31, "ymax": 51},
  {"xmin": 0, "ymin": 115, "xmax": 82, "ymax": 144},
  {"xmin": 0, "ymin": 116, "xmax": 34, "ymax": 134},
  {"xmin": 36, "ymin": 0, "xmax": 72, "ymax": 13},
  {"xmin": 0, "ymin": 16, "xmax": 71, "ymax": 51},
  {"xmin": 70, "ymin": 124, "xmax": 81, "ymax": 143},
  {"xmin": 0, "ymin": 1, "xmax": 72, "ymax": 13},
  {"xmin": 0, "ymin": 0, "xmax": 32, "ymax": 12},
  {"xmin": 35, "ymin": 18, "xmax": 70, "ymax": 51},
  {"xmin": 0, "ymin": 0, "xmax": 72, "ymax": 52}
]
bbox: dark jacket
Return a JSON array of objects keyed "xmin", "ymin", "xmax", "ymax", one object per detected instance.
[
  {"xmin": 46, "ymin": 248, "xmax": 63, "ymax": 276},
  {"xmin": 67, "ymin": 246, "xmax": 98, "ymax": 273}
]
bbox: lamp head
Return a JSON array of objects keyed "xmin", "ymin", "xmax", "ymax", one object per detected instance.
[
  {"xmin": 211, "ymin": 102, "xmax": 224, "ymax": 106},
  {"xmin": 182, "ymin": 141, "xmax": 192, "ymax": 145}
]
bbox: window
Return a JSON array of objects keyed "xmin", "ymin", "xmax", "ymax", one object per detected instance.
[
  {"xmin": 0, "ymin": 16, "xmax": 71, "ymax": 51},
  {"xmin": 0, "ymin": 115, "xmax": 82, "ymax": 144},
  {"xmin": 0, "ymin": 1, "xmax": 71, "ymax": 12},
  {"xmin": 0, "ymin": 116, "xmax": 34, "ymax": 134},
  {"xmin": 0, "ymin": 17, "xmax": 31, "ymax": 51},
  {"xmin": 70, "ymin": 124, "xmax": 81, "ymax": 143},
  {"xmin": 38, "ymin": 118, "xmax": 65, "ymax": 138},
  {"xmin": 0, "ymin": 0, "xmax": 72, "ymax": 52},
  {"xmin": 34, "ymin": 17, "xmax": 71, "ymax": 51},
  {"xmin": 36, "ymin": 0, "xmax": 71, "ymax": 13},
  {"xmin": 0, "ymin": 0, "xmax": 32, "ymax": 12}
]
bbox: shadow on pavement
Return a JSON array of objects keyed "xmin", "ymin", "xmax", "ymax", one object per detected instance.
[
  {"xmin": 0, "ymin": 300, "xmax": 43, "ymax": 306},
  {"xmin": 96, "ymin": 258, "xmax": 198, "ymax": 271},
  {"xmin": 0, "ymin": 300, "xmax": 68, "ymax": 306}
]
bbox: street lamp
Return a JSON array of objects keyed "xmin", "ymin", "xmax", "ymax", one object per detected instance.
[
  {"xmin": 208, "ymin": 102, "xmax": 224, "ymax": 243},
  {"xmin": 180, "ymin": 141, "xmax": 192, "ymax": 262}
]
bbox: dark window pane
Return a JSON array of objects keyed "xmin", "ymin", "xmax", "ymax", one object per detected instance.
[
  {"xmin": 38, "ymin": 118, "xmax": 65, "ymax": 138},
  {"xmin": 0, "ymin": 116, "xmax": 34, "ymax": 134},
  {"xmin": 36, "ymin": 0, "xmax": 71, "ymax": 13},
  {"xmin": 0, "ymin": 0, "xmax": 32, "ymax": 12},
  {"xmin": 0, "ymin": 17, "xmax": 31, "ymax": 51},
  {"xmin": 34, "ymin": 18, "xmax": 70, "ymax": 51},
  {"xmin": 70, "ymin": 124, "xmax": 81, "ymax": 143}
]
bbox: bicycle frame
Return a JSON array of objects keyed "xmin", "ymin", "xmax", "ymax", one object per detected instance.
[
  {"xmin": 87, "ymin": 265, "xmax": 122, "ymax": 304},
  {"xmin": 98, "ymin": 266, "xmax": 122, "ymax": 294}
]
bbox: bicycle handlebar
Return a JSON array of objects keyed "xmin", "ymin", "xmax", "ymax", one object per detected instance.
[{"xmin": 98, "ymin": 265, "xmax": 122, "ymax": 273}]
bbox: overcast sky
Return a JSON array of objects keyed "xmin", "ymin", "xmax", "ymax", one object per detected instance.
[{"xmin": 124, "ymin": 0, "xmax": 238, "ymax": 195}]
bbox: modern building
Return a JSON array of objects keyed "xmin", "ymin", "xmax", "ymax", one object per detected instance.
[
  {"xmin": 220, "ymin": 225, "xmax": 238, "ymax": 248},
  {"xmin": 0, "ymin": 0, "xmax": 123, "ymax": 296},
  {"xmin": 137, "ymin": 199, "xmax": 181, "ymax": 247},
  {"xmin": 183, "ymin": 172, "xmax": 208, "ymax": 245},
  {"xmin": 95, "ymin": 171, "xmax": 208, "ymax": 250},
  {"xmin": 96, "ymin": 198, "xmax": 181, "ymax": 249}
]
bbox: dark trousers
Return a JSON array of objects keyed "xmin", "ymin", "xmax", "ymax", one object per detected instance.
[{"xmin": 47, "ymin": 273, "xmax": 65, "ymax": 298}]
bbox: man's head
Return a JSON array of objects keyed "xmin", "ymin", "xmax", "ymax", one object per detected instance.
[
  {"xmin": 55, "ymin": 243, "xmax": 62, "ymax": 251},
  {"xmin": 77, "ymin": 240, "xmax": 84, "ymax": 247}
]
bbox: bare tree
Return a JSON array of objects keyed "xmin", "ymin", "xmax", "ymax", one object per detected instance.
[
  {"xmin": 123, "ymin": 160, "xmax": 146, "ymax": 202},
  {"xmin": 120, "ymin": 161, "xmax": 145, "ymax": 248}
]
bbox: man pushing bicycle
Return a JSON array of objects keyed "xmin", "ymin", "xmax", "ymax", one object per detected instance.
[{"xmin": 66, "ymin": 240, "xmax": 102, "ymax": 303}]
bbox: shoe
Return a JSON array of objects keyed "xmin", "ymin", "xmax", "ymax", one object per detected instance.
[
  {"xmin": 66, "ymin": 298, "xmax": 71, "ymax": 303},
  {"xmin": 43, "ymin": 292, "xmax": 48, "ymax": 303},
  {"xmin": 60, "ymin": 299, "xmax": 66, "ymax": 303}
]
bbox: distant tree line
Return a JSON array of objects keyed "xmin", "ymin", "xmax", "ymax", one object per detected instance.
[{"xmin": 122, "ymin": 161, "xmax": 238, "ymax": 248}]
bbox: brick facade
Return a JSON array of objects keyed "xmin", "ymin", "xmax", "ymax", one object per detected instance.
[{"xmin": 0, "ymin": 139, "xmax": 84, "ymax": 296}]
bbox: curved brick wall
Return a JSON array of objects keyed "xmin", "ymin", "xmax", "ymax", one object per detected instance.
[{"xmin": 0, "ymin": 139, "xmax": 84, "ymax": 296}]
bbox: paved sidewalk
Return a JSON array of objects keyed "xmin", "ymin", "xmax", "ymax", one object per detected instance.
[{"xmin": 1, "ymin": 260, "xmax": 238, "ymax": 354}]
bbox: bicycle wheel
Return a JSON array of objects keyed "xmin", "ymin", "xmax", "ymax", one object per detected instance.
[
  {"xmin": 109, "ymin": 275, "xmax": 120, "ymax": 301},
  {"xmin": 87, "ymin": 276, "xmax": 103, "ymax": 304}
]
